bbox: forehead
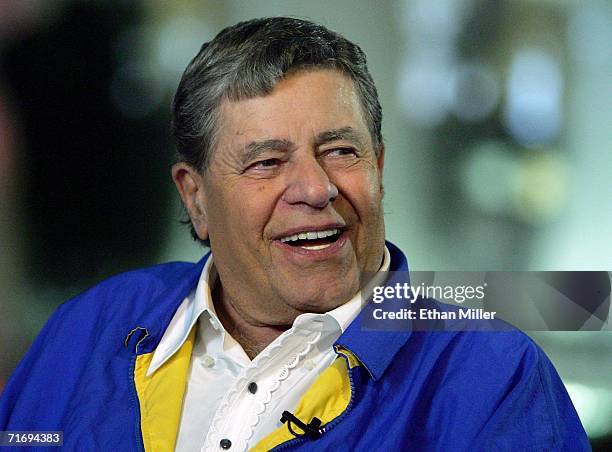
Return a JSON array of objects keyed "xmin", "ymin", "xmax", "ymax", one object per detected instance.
[{"xmin": 215, "ymin": 69, "xmax": 371, "ymax": 150}]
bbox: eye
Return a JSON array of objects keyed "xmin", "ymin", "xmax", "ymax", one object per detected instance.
[
  {"xmin": 327, "ymin": 147, "xmax": 357, "ymax": 157},
  {"xmin": 251, "ymin": 158, "xmax": 280, "ymax": 169}
]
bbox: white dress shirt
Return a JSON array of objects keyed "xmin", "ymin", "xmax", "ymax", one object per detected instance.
[{"xmin": 148, "ymin": 246, "xmax": 390, "ymax": 452}]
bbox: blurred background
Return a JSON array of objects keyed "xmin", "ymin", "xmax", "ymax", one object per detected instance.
[{"xmin": 1, "ymin": 0, "xmax": 610, "ymax": 447}]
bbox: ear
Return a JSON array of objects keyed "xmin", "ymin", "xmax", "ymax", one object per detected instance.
[
  {"xmin": 376, "ymin": 144, "xmax": 385, "ymax": 175},
  {"xmin": 376, "ymin": 145, "xmax": 385, "ymax": 194},
  {"xmin": 172, "ymin": 162, "xmax": 209, "ymax": 241}
]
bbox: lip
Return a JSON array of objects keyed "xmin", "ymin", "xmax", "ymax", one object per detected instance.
[{"xmin": 273, "ymin": 228, "xmax": 349, "ymax": 260}]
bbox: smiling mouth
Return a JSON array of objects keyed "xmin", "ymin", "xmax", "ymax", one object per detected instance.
[{"xmin": 279, "ymin": 228, "xmax": 343, "ymax": 250}]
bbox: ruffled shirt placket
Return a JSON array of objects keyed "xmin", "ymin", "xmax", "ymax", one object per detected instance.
[{"xmin": 204, "ymin": 321, "xmax": 327, "ymax": 451}]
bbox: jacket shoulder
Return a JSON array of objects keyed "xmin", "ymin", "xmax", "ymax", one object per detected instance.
[
  {"xmin": 58, "ymin": 259, "xmax": 203, "ymax": 322},
  {"xmin": 391, "ymin": 324, "xmax": 589, "ymax": 450},
  {"xmin": 0, "ymin": 258, "xmax": 206, "ymax": 431}
]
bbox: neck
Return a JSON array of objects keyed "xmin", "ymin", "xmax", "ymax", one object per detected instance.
[{"xmin": 212, "ymin": 282, "xmax": 290, "ymax": 359}]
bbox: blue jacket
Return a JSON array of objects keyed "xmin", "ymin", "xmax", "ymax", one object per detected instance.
[{"xmin": 0, "ymin": 242, "xmax": 590, "ymax": 451}]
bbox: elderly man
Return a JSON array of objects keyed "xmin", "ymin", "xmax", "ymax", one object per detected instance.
[{"xmin": 0, "ymin": 17, "xmax": 588, "ymax": 451}]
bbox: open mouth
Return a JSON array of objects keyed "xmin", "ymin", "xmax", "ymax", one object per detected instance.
[{"xmin": 279, "ymin": 228, "xmax": 343, "ymax": 250}]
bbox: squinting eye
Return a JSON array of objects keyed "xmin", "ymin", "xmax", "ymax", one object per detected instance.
[
  {"xmin": 253, "ymin": 158, "xmax": 280, "ymax": 169},
  {"xmin": 328, "ymin": 148, "xmax": 356, "ymax": 157}
]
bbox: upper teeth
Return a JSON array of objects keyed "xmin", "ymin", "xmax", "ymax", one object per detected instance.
[{"xmin": 280, "ymin": 229, "xmax": 339, "ymax": 243}]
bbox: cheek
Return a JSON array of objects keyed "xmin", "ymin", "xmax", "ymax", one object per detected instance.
[
  {"xmin": 220, "ymin": 184, "xmax": 277, "ymax": 239},
  {"xmin": 201, "ymin": 187, "xmax": 236, "ymax": 238},
  {"xmin": 337, "ymin": 169, "xmax": 383, "ymax": 213}
]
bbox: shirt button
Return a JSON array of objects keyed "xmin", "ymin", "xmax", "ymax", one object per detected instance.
[
  {"xmin": 219, "ymin": 438, "xmax": 231, "ymax": 449},
  {"xmin": 304, "ymin": 359, "xmax": 315, "ymax": 371},
  {"xmin": 248, "ymin": 382, "xmax": 258, "ymax": 394},
  {"xmin": 202, "ymin": 355, "xmax": 215, "ymax": 368}
]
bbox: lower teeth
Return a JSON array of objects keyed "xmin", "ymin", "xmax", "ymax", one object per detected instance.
[{"xmin": 300, "ymin": 243, "xmax": 332, "ymax": 250}]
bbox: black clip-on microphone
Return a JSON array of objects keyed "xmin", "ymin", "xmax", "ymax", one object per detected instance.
[{"xmin": 280, "ymin": 411, "xmax": 323, "ymax": 440}]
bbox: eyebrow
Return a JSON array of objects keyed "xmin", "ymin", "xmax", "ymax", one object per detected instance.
[
  {"xmin": 314, "ymin": 126, "xmax": 367, "ymax": 148},
  {"xmin": 242, "ymin": 139, "xmax": 294, "ymax": 164}
]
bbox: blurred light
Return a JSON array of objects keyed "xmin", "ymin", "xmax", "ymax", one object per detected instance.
[
  {"xmin": 503, "ymin": 49, "xmax": 564, "ymax": 148},
  {"xmin": 113, "ymin": 16, "xmax": 212, "ymax": 108},
  {"xmin": 565, "ymin": 382, "xmax": 612, "ymax": 439},
  {"xmin": 511, "ymin": 153, "xmax": 567, "ymax": 224},
  {"xmin": 397, "ymin": 0, "xmax": 474, "ymax": 128},
  {"xmin": 398, "ymin": 56, "xmax": 453, "ymax": 128},
  {"xmin": 567, "ymin": 2, "xmax": 612, "ymax": 67},
  {"xmin": 463, "ymin": 142, "xmax": 568, "ymax": 223},
  {"xmin": 462, "ymin": 140, "xmax": 517, "ymax": 214},
  {"xmin": 399, "ymin": 0, "xmax": 470, "ymax": 42},
  {"xmin": 154, "ymin": 16, "xmax": 213, "ymax": 85},
  {"xmin": 450, "ymin": 62, "xmax": 500, "ymax": 123},
  {"xmin": 408, "ymin": 0, "xmax": 456, "ymax": 32}
]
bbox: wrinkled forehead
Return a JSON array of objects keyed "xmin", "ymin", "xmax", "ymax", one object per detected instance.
[{"xmin": 213, "ymin": 69, "xmax": 372, "ymax": 153}]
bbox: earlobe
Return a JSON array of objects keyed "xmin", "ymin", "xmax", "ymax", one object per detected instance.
[{"xmin": 171, "ymin": 163, "xmax": 209, "ymax": 240}]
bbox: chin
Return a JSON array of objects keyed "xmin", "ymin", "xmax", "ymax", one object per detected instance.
[{"xmin": 283, "ymin": 282, "xmax": 359, "ymax": 314}]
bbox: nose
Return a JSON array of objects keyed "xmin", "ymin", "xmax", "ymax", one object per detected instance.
[{"xmin": 282, "ymin": 155, "xmax": 338, "ymax": 208}]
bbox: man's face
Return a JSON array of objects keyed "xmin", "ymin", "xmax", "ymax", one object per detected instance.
[{"xmin": 195, "ymin": 70, "xmax": 385, "ymax": 325}]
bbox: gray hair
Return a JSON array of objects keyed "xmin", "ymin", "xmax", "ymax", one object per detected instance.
[{"xmin": 172, "ymin": 17, "xmax": 384, "ymax": 244}]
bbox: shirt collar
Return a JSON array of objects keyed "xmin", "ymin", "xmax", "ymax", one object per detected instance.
[
  {"xmin": 147, "ymin": 245, "xmax": 391, "ymax": 376},
  {"xmin": 146, "ymin": 255, "xmax": 215, "ymax": 375}
]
